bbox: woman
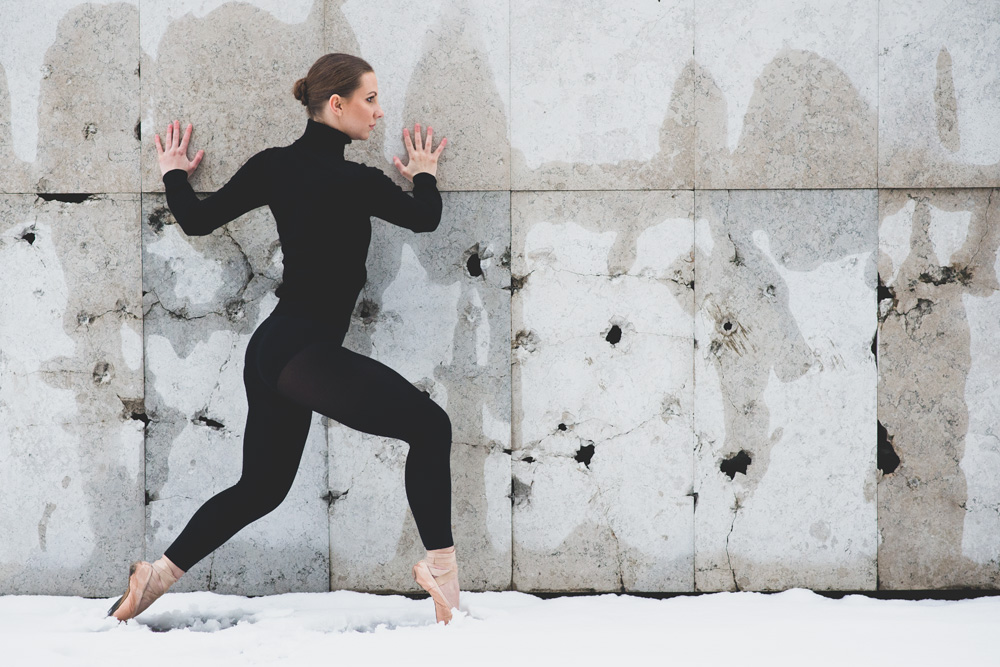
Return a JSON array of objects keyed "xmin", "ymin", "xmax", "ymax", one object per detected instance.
[{"xmin": 108, "ymin": 53, "xmax": 460, "ymax": 625}]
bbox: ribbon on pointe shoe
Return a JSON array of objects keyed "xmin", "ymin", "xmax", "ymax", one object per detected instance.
[{"xmin": 412, "ymin": 556, "xmax": 459, "ymax": 625}]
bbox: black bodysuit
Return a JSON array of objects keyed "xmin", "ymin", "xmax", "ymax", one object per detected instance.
[{"xmin": 161, "ymin": 119, "xmax": 454, "ymax": 572}]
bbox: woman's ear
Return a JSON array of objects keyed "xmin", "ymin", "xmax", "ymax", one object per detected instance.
[{"xmin": 328, "ymin": 94, "xmax": 341, "ymax": 117}]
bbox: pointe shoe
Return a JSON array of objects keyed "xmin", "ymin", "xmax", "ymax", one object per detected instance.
[
  {"xmin": 107, "ymin": 556, "xmax": 184, "ymax": 622},
  {"xmin": 412, "ymin": 546, "xmax": 460, "ymax": 625}
]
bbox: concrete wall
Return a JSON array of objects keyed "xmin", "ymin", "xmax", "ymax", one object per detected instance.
[{"xmin": 0, "ymin": 0, "xmax": 997, "ymax": 596}]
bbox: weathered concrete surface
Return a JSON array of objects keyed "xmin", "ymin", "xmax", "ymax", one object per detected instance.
[
  {"xmin": 877, "ymin": 188, "xmax": 1000, "ymax": 588},
  {"xmin": 511, "ymin": 191, "xmax": 695, "ymax": 591},
  {"xmin": 0, "ymin": 2, "xmax": 140, "ymax": 193},
  {"xmin": 327, "ymin": 192, "xmax": 511, "ymax": 591},
  {"xmin": 0, "ymin": 194, "xmax": 143, "ymax": 595},
  {"xmin": 879, "ymin": 1, "xmax": 1000, "ymax": 188},
  {"xmin": 332, "ymin": 0, "xmax": 509, "ymax": 192},
  {"xmin": 141, "ymin": 195, "xmax": 330, "ymax": 594},
  {"xmin": 694, "ymin": 189, "xmax": 878, "ymax": 591},
  {"xmin": 695, "ymin": 0, "xmax": 877, "ymax": 189},
  {"xmin": 510, "ymin": 0, "xmax": 694, "ymax": 191},
  {"xmin": 139, "ymin": 0, "xmax": 323, "ymax": 192}
]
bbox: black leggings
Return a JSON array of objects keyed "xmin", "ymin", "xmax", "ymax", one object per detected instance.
[{"xmin": 163, "ymin": 306, "xmax": 454, "ymax": 572}]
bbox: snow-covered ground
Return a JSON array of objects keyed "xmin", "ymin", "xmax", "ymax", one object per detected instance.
[{"xmin": 1, "ymin": 588, "xmax": 996, "ymax": 666}]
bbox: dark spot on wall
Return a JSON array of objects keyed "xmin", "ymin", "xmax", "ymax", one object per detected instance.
[
  {"xmin": 575, "ymin": 442, "xmax": 595, "ymax": 468},
  {"xmin": 224, "ymin": 298, "xmax": 245, "ymax": 322},
  {"xmin": 918, "ymin": 264, "xmax": 973, "ymax": 287},
  {"xmin": 511, "ymin": 476, "xmax": 532, "ymax": 504},
  {"xmin": 606, "ymin": 325, "xmax": 622, "ymax": 345},
  {"xmin": 134, "ymin": 118, "xmax": 142, "ymax": 142},
  {"xmin": 709, "ymin": 339, "xmax": 722, "ymax": 356},
  {"xmin": 522, "ymin": 456, "xmax": 535, "ymax": 463},
  {"xmin": 764, "ymin": 284, "xmax": 776, "ymax": 298},
  {"xmin": 687, "ymin": 491, "xmax": 698, "ymax": 508},
  {"xmin": 20, "ymin": 230, "xmax": 36, "ymax": 244},
  {"xmin": 502, "ymin": 448, "xmax": 512, "ymax": 455},
  {"xmin": 37, "ymin": 193, "xmax": 93, "ymax": 203},
  {"xmin": 119, "ymin": 397, "xmax": 149, "ymax": 426},
  {"xmin": 878, "ymin": 420, "xmax": 900, "ymax": 475},
  {"xmin": 322, "ymin": 490, "xmax": 348, "ymax": 506},
  {"xmin": 513, "ymin": 329, "xmax": 540, "ymax": 352},
  {"xmin": 500, "ymin": 247, "xmax": 511, "ymax": 269},
  {"xmin": 147, "ymin": 206, "xmax": 171, "ymax": 233},
  {"xmin": 508, "ymin": 273, "xmax": 528, "ymax": 293},
  {"xmin": 871, "ymin": 330, "xmax": 878, "ymax": 366},
  {"xmin": 193, "ymin": 412, "xmax": 224, "ymax": 430},
  {"xmin": 558, "ymin": 423, "xmax": 567, "ymax": 431},
  {"xmin": 83, "ymin": 122, "xmax": 97, "ymax": 140},
  {"xmin": 720, "ymin": 450, "xmax": 752, "ymax": 480},
  {"xmin": 145, "ymin": 491, "xmax": 156, "ymax": 505},
  {"xmin": 356, "ymin": 298, "xmax": 379, "ymax": 323},
  {"xmin": 731, "ymin": 247, "xmax": 744, "ymax": 266},
  {"xmin": 466, "ymin": 252, "xmax": 482, "ymax": 277},
  {"xmin": 723, "ymin": 320, "xmax": 733, "ymax": 332},
  {"xmin": 92, "ymin": 361, "xmax": 113, "ymax": 385}
]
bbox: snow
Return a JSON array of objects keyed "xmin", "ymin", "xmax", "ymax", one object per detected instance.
[{"xmin": 1, "ymin": 587, "xmax": 996, "ymax": 666}]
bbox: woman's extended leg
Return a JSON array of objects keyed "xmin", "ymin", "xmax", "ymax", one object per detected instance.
[
  {"xmin": 273, "ymin": 341, "xmax": 454, "ymax": 550},
  {"xmin": 162, "ymin": 353, "xmax": 314, "ymax": 572}
]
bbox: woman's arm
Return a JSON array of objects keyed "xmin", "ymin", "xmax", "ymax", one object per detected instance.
[
  {"xmin": 369, "ymin": 122, "xmax": 446, "ymax": 233},
  {"xmin": 156, "ymin": 120, "xmax": 269, "ymax": 236},
  {"xmin": 367, "ymin": 167, "xmax": 442, "ymax": 233}
]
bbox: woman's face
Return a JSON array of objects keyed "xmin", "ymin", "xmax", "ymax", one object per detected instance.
[{"xmin": 330, "ymin": 70, "xmax": 384, "ymax": 141}]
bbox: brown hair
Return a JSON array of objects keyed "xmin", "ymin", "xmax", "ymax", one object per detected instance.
[{"xmin": 293, "ymin": 53, "xmax": 374, "ymax": 119}]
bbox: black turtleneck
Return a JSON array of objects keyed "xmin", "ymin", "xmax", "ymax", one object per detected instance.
[{"xmin": 161, "ymin": 118, "xmax": 442, "ymax": 325}]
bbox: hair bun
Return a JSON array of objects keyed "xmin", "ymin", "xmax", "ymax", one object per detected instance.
[{"xmin": 293, "ymin": 78, "xmax": 309, "ymax": 105}]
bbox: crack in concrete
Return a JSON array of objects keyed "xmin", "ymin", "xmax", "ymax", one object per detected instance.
[{"xmin": 726, "ymin": 498, "xmax": 740, "ymax": 591}]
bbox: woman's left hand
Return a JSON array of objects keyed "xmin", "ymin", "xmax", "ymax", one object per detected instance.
[
  {"xmin": 392, "ymin": 122, "xmax": 446, "ymax": 182},
  {"xmin": 155, "ymin": 120, "xmax": 205, "ymax": 176}
]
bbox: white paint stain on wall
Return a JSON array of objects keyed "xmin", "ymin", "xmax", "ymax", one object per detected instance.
[
  {"xmin": 0, "ymin": 218, "xmax": 94, "ymax": 569},
  {"xmin": 960, "ymin": 282, "xmax": 1000, "ymax": 566},
  {"xmin": 145, "ymin": 225, "xmax": 226, "ymax": 306},
  {"xmin": 927, "ymin": 206, "xmax": 971, "ymax": 267},
  {"xmin": 879, "ymin": 198, "xmax": 916, "ymax": 285},
  {"xmin": 374, "ymin": 243, "xmax": 461, "ymax": 408}
]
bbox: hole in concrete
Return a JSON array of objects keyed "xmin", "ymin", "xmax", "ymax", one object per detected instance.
[
  {"xmin": 878, "ymin": 421, "xmax": 900, "ymax": 474},
  {"xmin": 765, "ymin": 284, "xmax": 776, "ymax": 298},
  {"xmin": 466, "ymin": 252, "xmax": 482, "ymax": 277},
  {"xmin": 194, "ymin": 414, "xmax": 224, "ymax": 430},
  {"xmin": 557, "ymin": 423, "xmax": 567, "ymax": 431},
  {"xmin": 522, "ymin": 456, "xmax": 535, "ymax": 464},
  {"xmin": 357, "ymin": 298, "xmax": 379, "ymax": 322},
  {"xmin": 82, "ymin": 122, "xmax": 97, "ymax": 140},
  {"xmin": 720, "ymin": 450, "xmax": 752, "ymax": 480},
  {"xmin": 134, "ymin": 118, "xmax": 142, "ymax": 142},
  {"xmin": 322, "ymin": 490, "xmax": 348, "ymax": 506},
  {"xmin": 145, "ymin": 491, "xmax": 156, "ymax": 505},
  {"xmin": 37, "ymin": 193, "xmax": 93, "ymax": 203},
  {"xmin": 871, "ymin": 330, "xmax": 878, "ymax": 365},
  {"xmin": 575, "ymin": 443, "xmax": 595, "ymax": 468},
  {"xmin": 606, "ymin": 325, "xmax": 622, "ymax": 345},
  {"xmin": 92, "ymin": 361, "xmax": 113, "ymax": 385},
  {"xmin": 508, "ymin": 274, "xmax": 527, "ymax": 293},
  {"xmin": 20, "ymin": 231, "xmax": 36, "ymax": 244},
  {"xmin": 723, "ymin": 321, "xmax": 733, "ymax": 332}
]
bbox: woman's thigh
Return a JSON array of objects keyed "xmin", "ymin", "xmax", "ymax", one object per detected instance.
[{"xmin": 274, "ymin": 340, "xmax": 443, "ymax": 444}]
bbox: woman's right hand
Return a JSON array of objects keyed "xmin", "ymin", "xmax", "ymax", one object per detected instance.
[{"xmin": 155, "ymin": 119, "xmax": 205, "ymax": 176}]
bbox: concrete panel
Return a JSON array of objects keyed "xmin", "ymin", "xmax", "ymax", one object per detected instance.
[
  {"xmin": 0, "ymin": 194, "xmax": 143, "ymax": 595},
  {"xmin": 328, "ymin": 192, "xmax": 511, "ymax": 591},
  {"xmin": 510, "ymin": 0, "xmax": 694, "ymax": 191},
  {"xmin": 693, "ymin": 189, "xmax": 877, "ymax": 591},
  {"xmin": 141, "ymin": 195, "xmax": 330, "ymax": 594},
  {"xmin": 139, "ymin": 0, "xmax": 323, "ymax": 192},
  {"xmin": 877, "ymin": 188, "xmax": 1000, "ymax": 588},
  {"xmin": 879, "ymin": 1, "xmax": 1000, "ymax": 188},
  {"xmin": 0, "ymin": 2, "xmax": 140, "ymax": 193},
  {"xmin": 695, "ymin": 0, "xmax": 877, "ymax": 189},
  {"xmin": 511, "ymin": 190, "xmax": 695, "ymax": 591}
]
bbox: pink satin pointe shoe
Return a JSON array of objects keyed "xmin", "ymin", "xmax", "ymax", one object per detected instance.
[
  {"xmin": 412, "ymin": 545, "xmax": 460, "ymax": 624},
  {"xmin": 107, "ymin": 555, "xmax": 185, "ymax": 622}
]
